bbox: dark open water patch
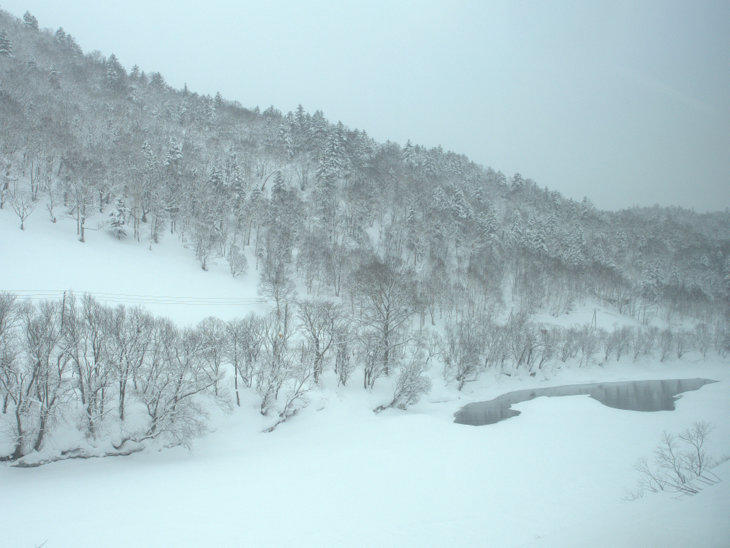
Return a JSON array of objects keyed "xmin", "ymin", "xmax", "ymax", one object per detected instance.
[{"xmin": 454, "ymin": 378, "xmax": 718, "ymax": 426}]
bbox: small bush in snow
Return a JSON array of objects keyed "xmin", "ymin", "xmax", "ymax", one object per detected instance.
[
  {"xmin": 633, "ymin": 421, "xmax": 721, "ymax": 497},
  {"xmin": 374, "ymin": 346, "xmax": 433, "ymax": 413}
]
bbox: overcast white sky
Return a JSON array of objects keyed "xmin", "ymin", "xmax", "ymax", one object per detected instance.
[{"xmin": 2, "ymin": 0, "xmax": 728, "ymax": 211}]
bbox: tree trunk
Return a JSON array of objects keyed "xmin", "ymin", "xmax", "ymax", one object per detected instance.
[
  {"xmin": 234, "ymin": 363, "xmax": 240, "ymax": 407},
  {"xmin": 11, "ymin": 404, "xmax": 25, "ymax": 460},
  {"xmin": 119, "ymin": 378, "xmax": 127, "ymax": 421},
  {"xmin": 33, "ymin": 409, "xmax": 49, "ymax": 452}
]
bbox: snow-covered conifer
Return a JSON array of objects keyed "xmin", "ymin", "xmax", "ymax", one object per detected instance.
[
  {"xmin": 23, "ymin": 11, "xmax": 39, "ymax": 30},
  {"xmin": 109, "ymin": 197, "xmax": 128, "ymax": 239},
  {"xmin": 0, "ymin": 32, "xmax": 13, "ymax": 57}
]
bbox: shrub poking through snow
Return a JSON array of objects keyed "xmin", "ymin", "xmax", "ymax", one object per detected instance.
[
  {"xmin": 633, "ymin": 421, "xmax": 722, "ymax": 497},
  {"xmin": 374, "ymin": 345, "xmax": 433, "ymax": 413}
]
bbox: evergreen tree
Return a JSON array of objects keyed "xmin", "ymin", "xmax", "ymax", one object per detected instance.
[
  {"xmin": 309, "ymin": 110, "xmax": 328, "ymax": 150},
  {"xmin": 109, "ymin": 197, "xmax": 128, "ymax": 239},
  {"xmin": 65, "ymin": 34, "xmax": 82, "ymax": 55},
  {"xmin": 316, "ymin": 131, "xmax": 344, "ymax": 185},
  {"xmin": 105, "ymin": 54, "xmax": 127, "ymax": 91},
  {"xmin": 48, "ymin": 69, "xmax": 61, "ymax": 90},
  {"xmin": 23, "ymin": 11, "xmax": 39, "ymax": 30},
  {"xmin": 150, "ymin": 72, "xmax": 166, "ymax": 88},
  {"xmin": 278, "ymin": 122, "xmax": 294, "ymax": 158},
  {"xmin": 295, "ymin": 104, "xmax": 307, "ymax": 128},
  {"xmin": 293, "ymin": 104, "xmax": 310, "ymax": 153},
  {"xmin": 271, "ymin": 170, "xmax": 286, "ymax": 199},
  {"xmin": 402, "ymin": 140, "xmax": 416, "ymax": 168},
  {"xmin": 0, "ymin": 32, "xmax": 13, "ymax": 57}
]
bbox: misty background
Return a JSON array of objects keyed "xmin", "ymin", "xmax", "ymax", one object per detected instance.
[{"xmin": 2, "ymin": 0, "xmax": 728, "ymax": 211}]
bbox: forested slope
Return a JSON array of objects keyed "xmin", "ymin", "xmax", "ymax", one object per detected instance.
[
  {"xmin": 0, "ymin": 9, "xmax": 727, "ymax": 323},
  {"xmin": 0, "ymin": 9, "xmax": 727, "ymax": 464}
]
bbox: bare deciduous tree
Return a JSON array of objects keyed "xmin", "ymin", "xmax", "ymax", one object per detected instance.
[
  {"xmin": 334, "ymin": 325, "xmax": 353, "ymax": 387},
  {"xmin": 374, "ymin": 341, "xmax": 433, "ymax": 412},
  {"xmin": 9, "ymin": 185, "xmax": 35, "ymax": 230},
  {"xmin": 352, "ymin": 257, "xmax": 414, "ymax": 377},
  {"xmin": 198, "ymin": 317, "xmax": 227, "ymax": 397},
  {"xmin": 634, "ymin": 421, "xmax": 720, "ymax": 497},
  {"xmin": 297, "ymin": 299, "xmax": 339, "ymax": 383},
  {"xmin": 442, "ymin": 314, "xmax": 485, "ymax": 390}
]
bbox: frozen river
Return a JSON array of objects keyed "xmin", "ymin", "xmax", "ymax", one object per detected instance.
[{"xmin": 454, "ymin": 378, "xmax": 717, "ymax": 426}]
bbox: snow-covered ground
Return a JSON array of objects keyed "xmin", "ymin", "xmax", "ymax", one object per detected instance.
[
  {"xmin": 0, "ymin": 359, "xmax": 728, "ymax": 547},
  {"xmin": 1, "ymin": 208, "xmax": 728, "ymax": 547},
  {"xmin": 0, "ymin": 206, "xmax": 267, "ymax": 325},
  {"xmin": 531, "ymin": 305, "xmax": 642, "ymax": 330}
]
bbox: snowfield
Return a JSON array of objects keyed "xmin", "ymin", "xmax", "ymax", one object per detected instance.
[
  {"xmin": 0, "ymin": 207, "xmax": 266, "ymax": 325},
  {"xmin": 0, "ymin": 360, "xmax": 728, "ymax": 547},
  {"xmin": 1, "ymin": 209, "xmax": 728, "ymax": 547}
]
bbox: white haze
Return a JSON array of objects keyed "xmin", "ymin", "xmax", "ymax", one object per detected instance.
[{"xmin": 3, "ymin": 0, "xmax": 728, "ymax": 211}]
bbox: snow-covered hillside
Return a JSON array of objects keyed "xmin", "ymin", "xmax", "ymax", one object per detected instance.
[
  {"xmin": 1, "ymin": 6, "xmax": 728, "ymax": 546},
  {"xmin": 1, "ymin": 208, "xmax": 729, "ymax": 547},
  {"xmin": 0, "ymin": 204, "xmax": 267, "ymax": 325}
]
